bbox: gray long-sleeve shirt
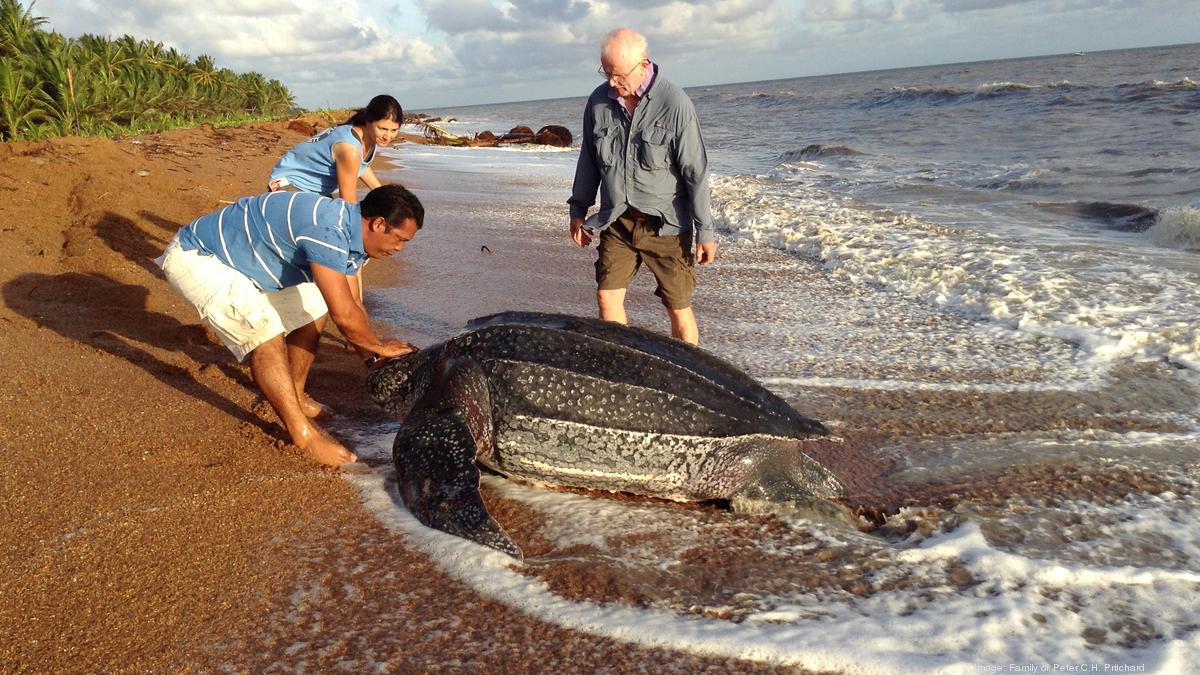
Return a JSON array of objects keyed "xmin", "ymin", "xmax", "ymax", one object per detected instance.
[{"xmin": 568, "ymin": 68, "xmax": 715, "ymax": 244}]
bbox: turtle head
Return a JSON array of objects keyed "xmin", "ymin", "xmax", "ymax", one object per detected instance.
[{"xmin": 366, "ymin": 349, "xmax": 434, "ymax": 416}]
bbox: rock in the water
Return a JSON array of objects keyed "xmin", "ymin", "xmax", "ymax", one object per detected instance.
[{"xmin": 533, "ymin": 125, "xmax": 572, "ymax": 147}]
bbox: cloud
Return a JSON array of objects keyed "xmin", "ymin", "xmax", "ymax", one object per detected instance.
[
  {"xmin": 799, "ymin": 0, "xmax": 935, "ymax": 23},
  {"xmin": 416, "ymin": 0, "xmax": 786, "ymax": 80},
  {"xmin": 936, "ymin": 0, "xmax": 1039, "ymax": 11},
  {"xmin": 799, "ymin": 0, "xmax": 1129, "ymax": 25},
  {"xmin": 506, "ymin": 0, "xmax": 596, "ymax": 24},
  {"xmin": 423, "ymin": 0, "xmax": 512, "ymax": 33}
]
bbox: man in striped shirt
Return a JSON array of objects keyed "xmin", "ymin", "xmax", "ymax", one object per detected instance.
[{"xmin": 156, "ymin": 185, "xmax": 424, "ymax": 466}]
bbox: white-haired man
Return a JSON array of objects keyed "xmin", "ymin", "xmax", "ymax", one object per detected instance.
[{"xmin": 568, "ymin": 27, "xmax": 716, "ymax": 344}]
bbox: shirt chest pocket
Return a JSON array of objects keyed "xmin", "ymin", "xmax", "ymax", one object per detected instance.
[
  {"xmin": 637, "ymin": 127, "xmax": 670, "ymax": 170},
  {"xmin": 593, "ymin": 125, "xmax": 620, "ymax": 168}
]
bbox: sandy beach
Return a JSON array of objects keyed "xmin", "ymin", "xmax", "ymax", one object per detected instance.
[
  {"xmin": 2, "ymin": 112, "xmax": 1194, "ymax": 672},
  {"xmin": 0, "ymin": 120, "xmax": 806, "ymax": 672}
]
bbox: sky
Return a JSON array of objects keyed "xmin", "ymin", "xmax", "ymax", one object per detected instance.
[{"xmin": 29, "ymin": 0, "xmax": 1199, "ymax": 110}]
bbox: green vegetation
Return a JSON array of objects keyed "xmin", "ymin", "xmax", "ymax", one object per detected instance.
[{"xmin": 0, "ymin": 0, "xmax": 295, "ymax": 141}]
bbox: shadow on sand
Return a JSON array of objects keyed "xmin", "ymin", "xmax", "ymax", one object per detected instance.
[{"xmin": 3, "ymin": 209, "xmax": 278, "ymax": 438}]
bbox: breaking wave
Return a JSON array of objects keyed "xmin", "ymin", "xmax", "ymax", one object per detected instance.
[
  {"xmin": 865, "ymin": 81, "xmax": 1061, "ymax": 107},
  {"xmin": 975, "ymin": 81, "xmax": 1036, "ymax": 96},
  {"xmin": 720, "ymin": 89, "xmax": 806, "ymax": 105},
  {"xmin": 1148, "ymin": 207, "xmax": 1200, "ymax": 250},
  {"xmin": 1108, "ymin": 78, "xmax": 1198, "ymax": 104},
  {"xmin": 865, "ymin": 77, "xmax": 1196, "ymax": 110},
  {"xmin": 778, "ymin": 144, "xmax": 863, "ymax": 164},
  {"xmin": 1034, "ymin": 201, "xmax": 1161, "ymax": 232},
  {"xmin": 978, "ymin": 167, "xmax": 1067, "ymax": 192},
  {"xmin": 866, "ymin": 85, "xmax": 967, "ymax": 107},
  {"xmin": 1126, "ymin": 166, "xmax": 1200, "ymax": 178}
]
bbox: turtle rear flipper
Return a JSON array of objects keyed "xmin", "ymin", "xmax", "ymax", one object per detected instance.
[{"xmin": 393, "ymin": 408, "xmax": 522, "ymax": 559}]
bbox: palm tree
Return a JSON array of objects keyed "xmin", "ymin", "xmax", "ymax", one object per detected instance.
[
  {"xmin": 262, "ymin": 78, "xmax": 294, "ymax": 113},
  {"xmin": 161, "ymin": 45, "xmax": 188, "ymax": 76},
  {"xmin": 0, "ymin": 0, "xmax": 45, "ymax": 58},
  {"xmin": 120, "ymin": 62, "xmax": 176, "ymax": 127},
  {"xmin": 0, "ymin": 56, "xmax": 48, "ymax": 138},
  {"xmin": 34, "ymin": 36, "xmax": 82, "ymax": 134},
  {"xmin": 78, "ymin": 33, "xmax": 130, "ymax": 79},
  {"xmin": 187, "ymin": 54, "xmax": 219, "ymax": 91}
]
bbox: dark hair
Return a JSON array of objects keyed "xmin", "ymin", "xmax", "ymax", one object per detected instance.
[
  {"xmin": 361, "ymin": 184, "xmax": 424, "ymax": 230},
  {"xmin": 345, "ymin": 94, "xmax": 403, "ymax": 126}
]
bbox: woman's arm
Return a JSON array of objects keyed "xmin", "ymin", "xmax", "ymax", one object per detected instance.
[
  {"xmin": 332, "ymin": 141, "xmax": 363, "ymax": 202},
  {"xmin": 359, "ymin": 166, "xmax": 384, "ymax": 190}
]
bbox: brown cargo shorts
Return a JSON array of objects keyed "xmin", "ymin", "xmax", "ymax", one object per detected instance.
[{"xmin": 595, "ymin": 209, "xmax": 695, "ymax": 310}]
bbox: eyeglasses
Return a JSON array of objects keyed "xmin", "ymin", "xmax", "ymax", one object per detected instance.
[{"xmin": 598, "ymin": 60, "xmax": 647, "ymax": 83}]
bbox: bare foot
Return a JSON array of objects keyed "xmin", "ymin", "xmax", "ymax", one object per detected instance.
[
  {"xmin": 299, "ymin": 394, "xmax": 334, "ymax": 419},
  {"xmin": 293, "ymin": 424, "xmax": 357, "ymax": 466}
]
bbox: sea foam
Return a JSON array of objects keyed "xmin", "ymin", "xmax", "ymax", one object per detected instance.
[
  {"xmin": 1148, "ymin": 207, "xmax": 1200, "ymax": 250},
  {"xmin": 342, "ymin": 426, "xmax": 1200, "ymax": 673},
  {"xmin": 710, "ymin": 174, "xmax": 1200, "ymax": 372}
]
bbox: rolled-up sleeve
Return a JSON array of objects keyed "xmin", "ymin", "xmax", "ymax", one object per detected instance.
[
  {"xmin": 568, "ymin": 104, "xmax": 601, "ymax": 221},
  {"xmin": 676, "ymin": 106, "xmax": 714, "ymax": 244}
]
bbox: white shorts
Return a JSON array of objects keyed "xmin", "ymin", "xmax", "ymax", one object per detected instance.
[{"xmin": 156, "ymin": 236, "xmax": 329, "ymax": 361}]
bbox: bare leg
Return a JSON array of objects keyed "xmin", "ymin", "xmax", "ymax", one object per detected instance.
[
  {"xmin": 285, "ymin": 316, "xmax": 332, "ymax": 418},
  {"xmin": 667, "ymin": 306, "xmax": 699, "ymax": 345},
  {"xmin": 250, "ymin": 333, "xmax": 355, "ymax": 466},
  {"xmin": 597, "ymin": 288, "xmax": 628, "ymax": 324}
]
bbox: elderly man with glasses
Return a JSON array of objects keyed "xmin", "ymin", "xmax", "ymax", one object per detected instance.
[{"xmin": 568, "ymin": 27, "xmax": 717, "ymax": 345}]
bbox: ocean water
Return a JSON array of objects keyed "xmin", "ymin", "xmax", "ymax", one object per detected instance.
[{"xmin": 346, "ymin": 44, "xmax": 1200, "ymax": 671}]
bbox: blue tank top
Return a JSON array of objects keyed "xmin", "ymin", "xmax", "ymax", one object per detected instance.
[{"xmin": 269, "ymin": 124, "xmax": 377, "ymax": 196}]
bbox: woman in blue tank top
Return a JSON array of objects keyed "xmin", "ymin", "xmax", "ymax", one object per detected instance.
[
  {"xmin": 266, "ymin": 95, "xmax": 406, "ymax": 418},
  {"xmin": 268, "ymin": 94, "xmax": 402, "ymax": 202}
]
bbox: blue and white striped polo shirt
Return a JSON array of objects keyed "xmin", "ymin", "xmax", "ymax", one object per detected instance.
[{"xmin": 177, "ymin": 191, "xmax": 368, "ymax": 292}]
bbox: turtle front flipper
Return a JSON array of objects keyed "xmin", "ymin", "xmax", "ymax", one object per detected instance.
[{"xmin": 391, "ymin": 357, "xmax": 521, "ymax": 559}]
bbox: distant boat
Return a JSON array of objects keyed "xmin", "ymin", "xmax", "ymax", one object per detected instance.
[{"xmin": 1072, "ymin": 51, "xmax": 1086, "ymax": 56}]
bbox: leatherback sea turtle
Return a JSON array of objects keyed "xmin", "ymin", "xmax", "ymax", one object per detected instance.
[{"xmin": 367, "ymin": 311, "xmax": 845, "ymax": 558}]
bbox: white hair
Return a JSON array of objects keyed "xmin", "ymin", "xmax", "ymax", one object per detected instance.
[{"xmin": 601, "ymin": 28, "xmax": 648, "ymax": 62}]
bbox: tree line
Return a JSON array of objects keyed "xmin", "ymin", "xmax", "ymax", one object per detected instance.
[{"xmin": 1, "ymin": 0, "xmax": 295, "ymax": 141}]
